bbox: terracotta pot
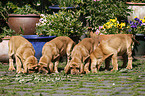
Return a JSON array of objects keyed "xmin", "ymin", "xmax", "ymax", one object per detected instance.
[
  {"xmin": 0, "ymin": 36, "xmax": 11, "ymax": 62},
  {"xmin": 126, "ymin": 2, "xmax": 145, "ymax": 21},
  {"xmin": 8, "ymin": 14, "xmax": 40, "ymax": 35}
]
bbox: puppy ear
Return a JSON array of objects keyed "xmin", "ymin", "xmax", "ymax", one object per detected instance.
[
  {"xmin": 102, "ymin": 53, "xmax": 113, "ymax": 61},
  {"xmin": 52, "ymin": 46, "xmax": 60, "ymax": 60},
  {"xmin": 64, "ymin": 64, "xmax": 70, "ymax": 74}
]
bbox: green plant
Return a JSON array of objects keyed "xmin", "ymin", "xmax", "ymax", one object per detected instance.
[
  {"xmin": 93, "ymin": 16, "xmax": 145, "ymax": 35},
  {"xmin": 52, "ymin": 0, "xmax": 81, "ymax": 7},
  {"xmin": 101, "ymin": 18, "xmax": 127, "ymax": 34},
  {"xmin": 127, "ymin": 16, "xmax": 145, "ymax": 35},
  {"xmin": 6, "ymin": 2, "xmax": 40, "ymax": 15},
  {"xmin": 0, "ymin": 2, "xmax": 8, "ymax": 21},
  {"xmin": 92, "ymin": 18, "xmax": 128, "ymax": 35},
  {"xmin": 36, "ymin": 10, "xmax": 86, "ymax": 37},
  {"xmin": 0, "ymin": 27, "xmax": 17, "ymax": 38},
  {"xmin": 127, "ymin": 0, "xmax": 145, "ymax": 3},
  {"xmin": 0, "ymin": 1, "xmax": 40, "ymax": 22},
  {"xmin": 80, "ymin": 0, "xmax": 132, "ymax": 29}
]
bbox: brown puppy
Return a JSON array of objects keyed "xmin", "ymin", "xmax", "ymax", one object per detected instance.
[
  {"xmin": 8, "ymin": 36, "xmax": 38, "ymax": 73},
  {"xmin": 90, "ymin": 34, "xmax": 134, "ymax": 73},
  {"xmin": 38, "ymin": 36, "xmax": 75, "ymax": 74},
  {"xmin": 65, "ymin": 38, "xmax": 96, "ymax": 75}
]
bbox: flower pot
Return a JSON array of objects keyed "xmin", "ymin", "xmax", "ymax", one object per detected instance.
[
  {"xmin": 126, "ymin": 2, "xmax": 145, "ymax": 21},
  {"xmin": 8, "ymin": 14, "xmax": 40, "ymax": 35},
  {"xmin": 22, "ymin": 35, "xmax": 56, "ymax": 60},
  {"xmin": 133, "ymin": 34, "xmax": 145, "ymax": 56},
  {"xmin": 0, "ymin": 36, "xmax": 11, "ymax": 62}
]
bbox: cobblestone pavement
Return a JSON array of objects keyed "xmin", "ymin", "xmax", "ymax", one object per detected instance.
[{"xmin": 0, "ymin": 56, "xmax": 145, "ymax": 96}]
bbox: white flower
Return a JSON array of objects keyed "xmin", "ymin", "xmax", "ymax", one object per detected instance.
[
  {"xmin": 40, "ymin": 14, "xmax": 45, "ymax": 17},
  {"xmin": 39, "ymin": 18, "xmax": 44, "ymax": 22},
  {"xmin": 36, "ymin": 23, "xmax": 40, "ymax": 26},
  {"xmin": 42, "ymin": 23, "xmax": 46, "ymax": 26}
]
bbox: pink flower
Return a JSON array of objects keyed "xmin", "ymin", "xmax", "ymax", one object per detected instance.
[
  {"xmin": 95, "ymin": 29, "xmax": 100, "ymax": 34},
  {"xmin": 94, "ymin": 0, "xmax": 96, "ymax": 1},
  {"xmin": 99, "ymin": 26, "xmax": 103, "ymax": 30}
]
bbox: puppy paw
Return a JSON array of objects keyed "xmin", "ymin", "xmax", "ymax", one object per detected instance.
[
  {"xmin": 86, "ymin": 71, "xmax": 90, "ymax": 74},
  {"xmin": 16, "ymin": 69, "xmax": 23, "ymax": 73},
  {"xmin": 8, "ymin": 67, "xmax": 15, "ymax": 71},
  {"xmin": 54, "ymin": 71, "xmax": 59, "ymax": 73},
  {"xmin": 126, "ymin": 66, "xmax": 132, "ymax": 70},
  {"xmin": 91, "ymin": 68, "xmax": 97, "ymax": 73},
  {"xmin": 16, "ymin": 71, "xmax": 22, "ymax": 74}
]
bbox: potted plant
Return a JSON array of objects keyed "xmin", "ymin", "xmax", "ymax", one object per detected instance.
[
  {"xmin": 2, "ymin": 2, "xmax": 40, "ymax": 35},
  {"xmin": 36, "ymin": 10, "xmax": 86, "ymax": 43},
  {"xmin": 49, "ymin": 0, "xmax": 80, "ymax": 13},
  {"xmin": 126, "ymin": 0, "xmax": 145, "ymax": 22},
  {"xmin": 79, "ymin": 0, "xmax": 132, "ymax": 29},
  {"xmin": 128, "ymin": 16, "xmax": 145, "ymax": 56}
]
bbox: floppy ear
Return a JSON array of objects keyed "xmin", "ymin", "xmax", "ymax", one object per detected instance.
[
  {"xmin": 54, "ymin": 46, "xmax": 64, "ymax": 59},
  {"xmin": 80, "ymin": 63, "xmax": 84, "ymax": 74},
  {"xmin": 102, "ymin": 53, "xmax": 113, "ymax": 61},
  {"xmin": 64, "ymin": 64, "xmax": 70, "ymax": 74},
  {"xmin": 52, "ymin": 46, "xmax": 60, "ymax": 60}
]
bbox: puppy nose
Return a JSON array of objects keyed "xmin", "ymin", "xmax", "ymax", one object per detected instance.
[
  {"xmin": 39, "ymin": 70, "xmax": 43, "ymax": 73},
  {"xmin": 72, "ymin": 72, "xmax": 76, "ymax": 75}
]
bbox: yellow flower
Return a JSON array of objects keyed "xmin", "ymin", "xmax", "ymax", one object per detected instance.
[
  {"xmin": 117, "ymin": 24, "xmax": 121, "ymax": 28},
  {"xmin": 108, "ymin": 25, "xmax": 112, "ymax": 29},
  {"xmin": 142, "ymin": 19, "xmax": 145, "ymax": 23},
  {"xmin": 106, "ymin": 22, "xmax": 110, "ymax": 25},
  {"xmin": 134, "ymin": 16, "xmax": 138, "ymax": 18},
  {"xmin": 103, "ymin": 24, "xmax": 107, "ymax": 29},
  {"xmin": 127, "ymin": 26, "xmax": 130, "ymax": 28},
  {"xmin": 144, "ymin": 16, "xmax": 145, "ymax": 19},
  {"xmin": 121, "ymin": 22, "xmax": 126, "ymax": 27},
  {"xmin": 110, "ymin": 18, "xmax": 117, "ymax": 23}
]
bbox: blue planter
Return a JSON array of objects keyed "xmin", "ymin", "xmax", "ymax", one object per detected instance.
[{"xmin": 23, "ymin": 35, "xmax": 56, "ymax": 60}]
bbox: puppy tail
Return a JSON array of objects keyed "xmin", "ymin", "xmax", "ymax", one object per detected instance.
[{"xmin": 132, "ymin": 35, "xmax": 140, "ymax": 45}]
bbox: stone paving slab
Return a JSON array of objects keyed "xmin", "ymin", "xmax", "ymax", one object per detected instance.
[{"xmin": 0, "ymin": 57, "xmax": 145, "ymax": 96}]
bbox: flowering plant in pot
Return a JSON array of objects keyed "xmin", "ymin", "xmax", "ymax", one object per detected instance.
[
  {"xmin": 1, "ymin": 2, "xmax": 40, "ymax": 35},
  {"xmin": 79, "ymin": 0, "xmax": 132, "ymax": 29},
  {"xmin": 93, "ymin": 16, "xmax": 145, "ymax": 35},
  {"xmin": 36, "ymin": 10, "xmax": 85, "ymax": 41},
  {"xmin": 127, "ymin": 16, "xmax": 145, "ymax": 35}
]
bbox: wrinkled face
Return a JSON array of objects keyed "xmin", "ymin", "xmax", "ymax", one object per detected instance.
[
  {"xmin": 28, "ymin": 65, "xmax": 38, "ymax": 73},
  {"xmin": 27, "ymin": 56, "xmax": 38, "ymax": 73},
  {"xmin": 70, "ymin": 64, "xmax": 80, "ymax": 75},
  {"xmin": 96, "ymin": 58, "xmax": 103, "ymax": 65},
  {"xmin": 38, "ymin": 63, "xmax": 49, "ymax": 74}
]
